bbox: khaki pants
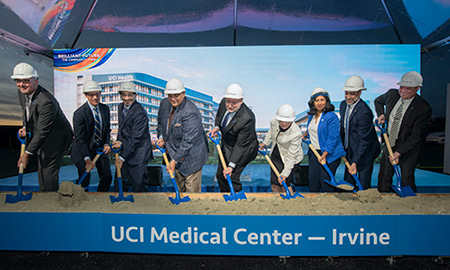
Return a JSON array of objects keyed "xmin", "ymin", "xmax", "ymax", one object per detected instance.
[{"xmin": 175, "ymin": 168, "xmax": 202, "ymax": 192}]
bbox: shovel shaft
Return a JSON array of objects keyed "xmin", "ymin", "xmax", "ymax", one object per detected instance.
[
  {"xmin": 161, "ymin": 152, "xmax": 175, "ymax": 179},
  {"xmin": 308, "ymin": 144, "xmax": 326, "ymax": 165},
  {"xmin": 263, "ymin": 154, "xmax": 281, "ymax": 178},
  {"xmin": 215, "ymin": 145, "xmax": 228, "ymax": 170},
  {"xmin": 115, "ymin": 153, "xmax": 122, "ymax": 178}
]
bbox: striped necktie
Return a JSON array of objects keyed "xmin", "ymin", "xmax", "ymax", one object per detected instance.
[
  {"xmin": 389, "ymin": 100, "xmax": 404, "ymax": 147},
  {"xmin": 221, "ymin": 112, "xmax": 231, "ymax": 131},
  {"xmin": 344, "ymin": 105, "xmax": 351, "ymax": 149},
  {"xmin": 25, "ymin": 95, "xmax": 31, "ymax": 121},
  {"xmin": 93, "ymin": 107, "xmax": 102, "ymax": 146}
]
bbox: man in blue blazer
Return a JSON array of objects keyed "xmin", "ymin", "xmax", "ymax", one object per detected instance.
[
  {"xmin": 157, "ymin": 78, "xmax": 209, "ymax": 192},
  {"xmin": 13, "ymin": 62, "xmax": 73, "ymax": 191},
  {"xmin": 71, "ymin": 80, "xmax": 112, "ymax": 191},
  {"xmin": 208, "ymin": 83, "xmax": 258, "ymax": 192},
  {"xmin": 112, "ymin": 81, "xmax": 152, "ymax": 192},
  {"xmin": 375, "ymin": 71, "xmax": 431, "ymax": 193},
  {"xmin": 339, "ymin": 76, "xmax": 380, "ymax": 190}
]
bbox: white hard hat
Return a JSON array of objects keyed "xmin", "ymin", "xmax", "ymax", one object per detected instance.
[
  {"xmin": 165, "ymin": 78, "xmax": 185, "ymax": 94},
  {"xmin": 310, "ymin": 87, "xmax": 329, "ymax": 98},
  {"xmin": 342, "ymin": 75, "xmax": 366, "ymax": 91},
  {"xmin": 11, "ymin": 62, "xmax": 39, "ymax": 79},
  {"xmin": 83, "ymin": 80, "xmax": 101, "ymax": 93},
  {"xmin": 119, "ymin": 81, "xmax": 136, "ymax": 93},
  {"xmin": 397, "ymin": 71, "xmax": 423, "ymax": 87},
  {"xmin": 275, "ymin": 104, "xmax": 295, "ymax": 122},
  {"xmin": 223, "ymin": 83, "xmax": 243, "ymax": 99}
]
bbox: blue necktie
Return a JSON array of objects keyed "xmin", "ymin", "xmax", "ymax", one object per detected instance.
[
  {"xmin": 221, "ymin": 112, "xmax": 231, "ymax": 130},
  {"xmin": 93, "ymin": 107, "xmax": 102, "ymax": 146},
  {"xmin": 122, "ymin": 107, "xmax": 128, "ymax": 118}
]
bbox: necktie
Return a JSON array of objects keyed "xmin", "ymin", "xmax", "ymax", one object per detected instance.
[
  {"xmin": 93, "ymin": 107, "xmax": 102, "ymax": 146},
  {"xmin": 167, "ymin": 107, "xmax": 176, "ymax": 133},
  {"xmin": 221, "ymin": 112, "xmax": 231, "ymax": 130},
  {"xmin": 122, "ymin": 107, "xmax": 128, "ymax": 118},
  {"xmin": 389, "ymin": 100, "xmax": 404, "ymax": 147},
  {"xmin": 344, "ymin": 105, "xmax": 351, "ymax": 149},
  {"xmin": 25, "ymin": 96, "xmax": 31, "ymax": 121}
]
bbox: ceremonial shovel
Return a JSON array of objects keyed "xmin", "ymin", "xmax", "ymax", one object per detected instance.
[
  {"xmin": 258, "ymin": 146, "xmax": 304, "ymax": 199},
  {"xmin": 208, "ymin": 133, "xmax": 247, "ymax": 202}
]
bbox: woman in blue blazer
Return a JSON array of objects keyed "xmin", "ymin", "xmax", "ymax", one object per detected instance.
[{"xmin": 304, "ymin": 88, "xmax": 345, "ymax": 192}]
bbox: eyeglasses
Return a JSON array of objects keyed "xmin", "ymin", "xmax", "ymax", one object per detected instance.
[
  {"xmin": 168, "ymin": 93, "xmax": 182, "ymax": 98},
  {"xmin": 14, "ymin": 79, "xmax": 35, "ymax": 84},
  {"xmin": 85, "ymin": 92, "xmax": 101, "ymax": 97}
]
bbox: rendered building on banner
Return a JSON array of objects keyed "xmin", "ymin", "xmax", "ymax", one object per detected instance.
[{"xmin": 76, "ymin": 73, "xmax": 214, "ymax": 140}]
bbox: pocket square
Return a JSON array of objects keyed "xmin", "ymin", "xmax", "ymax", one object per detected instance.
[{"xmin": 174, "ymin": 123, "xmax": 182, "ymax": 127}]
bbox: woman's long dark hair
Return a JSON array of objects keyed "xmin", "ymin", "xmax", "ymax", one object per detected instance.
[{"xmin": 307, "ymin": 94, "xmax": 335, "ymax": 115}]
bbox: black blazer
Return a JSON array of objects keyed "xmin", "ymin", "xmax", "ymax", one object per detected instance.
[
  {"xmin": 71, "ymin": 102, "xmax": 111, "ymax": 163},
  {"xmin": 18, "ymin": 85, "xmax": 73, "ymax": 156},
  {"xmin": 215, "ymin": 98, "xmax": 258, "ymax": 167},
  {"xmin": 117, "ymin": 101, "xmax": 152, "ymax": 165},
  {"xmin": 374, "ymin": 89, "xmax": 431, "ymax": 158},
  {"xmin": 339, "ymin": 99, "xmax": 380, "ymax": 165}
]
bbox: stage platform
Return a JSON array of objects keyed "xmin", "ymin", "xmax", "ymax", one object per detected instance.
[{"xmin": 1, "ymin": 164, "xmax": 450, "ymax": 193}]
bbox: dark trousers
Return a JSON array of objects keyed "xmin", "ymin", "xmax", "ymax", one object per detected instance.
[
  {"xmin": 37, "ymin": 149, "xmax": 65, "ymax": 192},
  {"xmin": 378, "ymin": 147, "xmax": 418, "ymax": 193},
  {"xmin": 344, "ymin": 153, "xmax": 375, "ymax": 190},
  {"xmin": 308, "ymin": 150, "xmax": 340, "ymax": 192},
  {"xmin": 75, "ymin": 155, "xmax": 112, "ymax": 192},
  {"xmin": 216, "ymin": 161, "xmax": 246, "ymax": 193},
  {"xmin": 115, "ymin": 161, "xmax": 148, "ymax": 192}
]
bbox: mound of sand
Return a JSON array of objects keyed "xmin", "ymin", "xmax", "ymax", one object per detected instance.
[{"xmin": 1, "ymin": 181, "xmax": 449, "ymax": 215}]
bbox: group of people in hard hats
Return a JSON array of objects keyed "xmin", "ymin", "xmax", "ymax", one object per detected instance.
[{"xmin": 11, "ymin": 61, "xmax": 431, "ymax": 194}]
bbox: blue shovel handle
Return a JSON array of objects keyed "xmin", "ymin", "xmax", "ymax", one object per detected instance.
[{"xmin": 208, "ymin": 132, "xmax": 221, "ymax": 145}]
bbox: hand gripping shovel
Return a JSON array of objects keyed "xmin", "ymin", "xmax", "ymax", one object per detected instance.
[
  {"xmin": 375, "ymin": 120, "xmax": 416, "ymax": 197},
  {"xmin": 110, "ymin": 145, "xmax": 134, "ymax": 204},
  {"xmin": 342, "ymin": 156, "xmax": 364, "ymax": 192},
  {"xmin": 302, "ymin": 138, "xmax": 354, "ymax": 191},
  {"xmin": 155, "ymin": 144, "xmax": 190, "ymax": 205},
  {"xmin": 208, "ymin": 133, "xmax": 247, "ymax": 201},
  {"xmin": 5, "ymin": 132, "xmax": 33, "ymax": 204},
  {"xmin": 77, "ymin": 147, "xmax": 105, "ymax": 188},
  {"xmin": 258, "ymin": 146, "xmax": 304, "ymax": 199}
]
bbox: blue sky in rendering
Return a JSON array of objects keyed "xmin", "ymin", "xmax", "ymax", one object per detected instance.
[{"xmin": 54, "ymin": 44, "xmax": 419, "ymax": 128}]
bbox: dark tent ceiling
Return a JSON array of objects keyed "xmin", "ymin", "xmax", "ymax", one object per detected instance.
[{"xmin": 1, "ymin": 0, "xmax": 450, "ymax": 58}]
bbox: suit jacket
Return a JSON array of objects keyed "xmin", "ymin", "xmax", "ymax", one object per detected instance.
[
  {"xmin": 71, "ymin": 102, "xmax": 111, "ymax": 164},
  {"xmin": 117, "ymin": 101, "xmax": 152, "ymax": 165},
  {"xmin": 215, "ymin": 98, "xmax": 258, "ymax": 167},
  {"xmin": 374, "ymin": 89, "xmax": 431, "ymax": 159},
  {"xmin": 307, "ymin": 111, "xmax": 345, "ymax": 163},
  {"xmin": 263, "ymin": 117, "xmax": 303, "ymax": 177},
  {"xmin": 157, "ymin": 97, "xmax": 208, "ymax": 176},
  {"xmin": 339, "ymin": 99, "xmax": 380, "ymax": 165},
  {"xmin": 18, "ymin": 85, "xmax": 73, "ymax": 156}
]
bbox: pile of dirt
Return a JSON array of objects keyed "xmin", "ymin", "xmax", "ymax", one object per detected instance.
[{"xmin": 1, "ymin": 181, "xmax": 450, "ymax": 215}]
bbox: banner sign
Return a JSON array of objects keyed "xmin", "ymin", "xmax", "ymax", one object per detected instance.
[{"xmin": 1, "ymin": 213, "xmax": 449, "ymax": 256}]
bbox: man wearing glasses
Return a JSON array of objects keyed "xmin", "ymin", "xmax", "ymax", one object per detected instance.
[
  {"xmin": 71, "ymin": 80, "xmax": 112, "ymax": 191},
  {"xmin": 111, "ymin": 81, "xmax": 152, "ymax": 192},
  {"xmin": 12, "ymin": 62, "xmax": 73, "ymax": 191},
  {"xmin": 156, "ymin": 78, "xmax": 209, "ymax": 193}
]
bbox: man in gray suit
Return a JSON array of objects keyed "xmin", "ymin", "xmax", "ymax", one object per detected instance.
[
  {"xmin": 157, "ymin": 78, "xmax": 209, "ymax": 192},
  {"xmin": 12, "ymin": 62, "xmax": 73, "ymax": 191},
  {"xmin": 112, "ymin": 81, "xmax": 151, "ymax": 192}
]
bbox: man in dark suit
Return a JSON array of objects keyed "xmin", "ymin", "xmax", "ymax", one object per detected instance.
[
  {"xmin": 112, "ymin": 81, "xmax": 152, "ymax": 192},
  {"xmin": 12, "ymin": 62, "xmax": 73, "ymax": 191},
  {"xmin": 208, "ymin": 83, "xmax": 258, "ymax": 192},
  {"xmin": 71, "ymin": 80, "xmax": 112, "ymax": 191},
  {"xmin": 156, "ymin": 78, "xmax": 209, "ymax": 192},
  {"xmin": 339, "ymin": 75, "xmax": 380, "ymax": 190},
  {"xmin": 375, "ymin": 71, "xmax": 432, "ymax": 193}
]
